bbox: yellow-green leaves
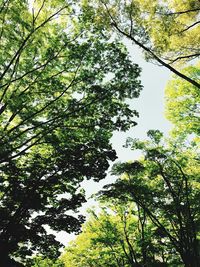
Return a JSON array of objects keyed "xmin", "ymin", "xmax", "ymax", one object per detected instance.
[{"xmin": 165, "ymin": 63, "xmax": 200, "ymax": 138}]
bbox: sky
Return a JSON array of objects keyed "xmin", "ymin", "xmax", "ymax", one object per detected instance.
[{"xmin": 56, "ymin": 40, "xmax": 173, "ymax": 246}]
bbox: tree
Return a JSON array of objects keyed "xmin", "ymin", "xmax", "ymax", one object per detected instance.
[
  {"xmin": 165, "ymin": 63, "xmax": 200, "ymax": 139},
  {"xmin": 62, "ymin": 206, "xmax": 141, "ymax": 267},
  {"xmin": 85, "ymin": 0, "xmax": 200, "ymax": 88},
  {"xmin": 62, "ymin": 210, "xmax": 122, "ymax": 267},
  {"xmin": 98, "ymin": 130, "xmax": 200, "ymax": 267},
  {"xmin": 0, "ymin": 1, "xmax": 142, "ymax": 265},
  {"xmin": 62, "ymin": 200, "xmax": 179, "ymax": 267},
  {"xmin": 61, "ymin": 2, "xmax": 200, "ymax": 266}
]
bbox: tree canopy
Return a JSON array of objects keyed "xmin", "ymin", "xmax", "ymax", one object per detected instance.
[
  {"xmin": 0, "ymin": 0, "xmax": 142, "ymax": 265},
  {"xmin": 64, "ymin": 131, "xmax": 199, "ymax": 267},
  {"xmin": 99, "ymin": 131, "xmax": 200, "ymax": 267},
  {"xmin": 60, "ymin": 1, "xmax": 200, "ymax": 266},
  {"xmin": 84, "ymin": 0, "xmax": 200, "ymax": 88},
  {"xmin": 62, "ymin": 202, "xmax": 177, "ymax": 267},
  {"xmin": 0, "ymin": 0, "xmax": 199, "ymax": 266},
  {"xmin": 165, "ymin": 63, "xmax": 200, "ymax": 139}
]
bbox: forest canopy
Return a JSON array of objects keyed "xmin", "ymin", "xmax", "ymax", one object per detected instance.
[
  {"xmin": 0, "ymin": 0, "xmax": 142, "ymax": 265},
  {"xmin": 0, "ymin": 0, "xmax": 199, "ymax": 266}
]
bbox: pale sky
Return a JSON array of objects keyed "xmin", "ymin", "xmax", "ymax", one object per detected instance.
[{"xmin": 56, "ymin": 41, "xmax": 173, "ymax": 246}]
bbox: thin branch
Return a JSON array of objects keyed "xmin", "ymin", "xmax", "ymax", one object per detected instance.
[
  {"xmin": 128, "ymin": 1, "xmax": 134, "ymax": 36},
  {"xmin": 0, "ymin": 52, "xmax": 21, "ymax": 103},
  {"xmin": 157, "ymin": 160, "xmax": 186, "ymax": 244},
  {"xmin": 125, "ymin": 174, "xmax": 180, "ymax": 251},
  {"xmin": 3, "ymin": 105, "xmax": 25, "ymax": 131},
  {"xmin": 181, "ymin": 21, "xmax": 200, "ymax": 33},
  {"xmin": 0, "ymin": 30, "xmax": 82, "ymax": 90},
  {"xmin": 0, "ymin": 85, "xmax": 113, "ymax": 162},
  {"xmin": 154, "ymin": 8, "xmax": 200, "ymax": 16},
  {"xmin": 120, "ymin": 239, "xmax": 133, "ymax": 266},
  {"xmin": 1, "ymin": 134, "xmax": 44, "ymax": 163},
  {"xmin": 32, "ymin": 0, "xmax": 46, "ymax": 26},
  {"xmin": 4, "ymin": 65, "xmax": 81, "ymax": 139},
  {"xmin": 122, "ymin": 212, "xmax": 138, "ymax": 265},
  {"xmin": 0, "ymin": 30, "xmax": 83, "ymax": 111},
  {"xmin": 137, "ymin": 197, "xmax": 180, "ymax": 250},
  {"xmin": 0, "ymin": 0, "xmax": 10, "ymax": 13},
  {"xmin": 170, "ymin": 159, "xmax": 197, "ymax": 239},
  {"xmin": 165, "ymin": 53, "xmax": 200, "ymax": 64},
  {"xmin": 0, "ymin": 0, "xmax": 10, "ymax": 41}
]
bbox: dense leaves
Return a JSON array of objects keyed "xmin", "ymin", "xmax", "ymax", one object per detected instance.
[
  {"xmin": 27, "ymin": 257, "xmax": 64, "ymax": 267},
  {"xmin": 165, "ymin": 63, "xmax": 200, "ymax": 138},
  {"xmin": 61, "ymin": 132, "xmax": 200, "ymax": 267},
  {"xmin": 1, "ymin": 0, "xmax": 199, "ymax": 266},
  {"xmin": 98, "ymin": 131, "xmax": 200, "ymax": 266},
  {"xmin": 0, "ymin": 0, "xmax": 142, "ymax": 265},
  {"xmin": 62, "ymin": 203, "xmax": 177, "ymax": 267}
]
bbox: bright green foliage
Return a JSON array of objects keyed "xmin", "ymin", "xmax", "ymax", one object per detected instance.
[
  {"xmin": 129, "ymin": 0, "xmax": 200, "ymax": 65},
  {"xmin": 62, "ymin": 206, "xmax": 144, "ymax": 267},
  {"xmin": 62, "ymin": 208, "xmax": 119, "ymax": 266},
  {"xmin": 99, "ymin": 130, "xmax": 200, "ymax": 267},
  {"xmin": 165, "ymin": 63, "xmax": 200, "ymax": 138},
  {"xmin": 0, "ymin": 0, "xmax": 142, "ymax": 265},
  {"xmin": 86, "ymin": 0, "xmax": 200, "ymax": 88},
  {"xmin": 62, "ymin": 200, "xmax": 181, "ymax": 266},
  {"xmin": 92, "ymin": 0, "xmax": 200, "ymax": 65}
]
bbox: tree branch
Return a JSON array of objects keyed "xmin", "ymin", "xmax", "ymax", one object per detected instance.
[
  {"xmin": 165, "ymin": 53, "xmax": 200, "ymax": 64},
  {"xmin": 181, "ymin": 21, "xmax": 200, "ymax": 33},
  {"xmin": 101, "ymin": 0, "xmax": 200, "ymax": 89},
  {"xmin": 112, "ymin": 23, "xmax": 200, "ymax": 89}
]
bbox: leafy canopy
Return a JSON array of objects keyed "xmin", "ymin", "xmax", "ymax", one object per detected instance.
[
  {"xmin": 98, "ymin": 131, "xmax": 200, "ymax": 266},
  {"xmin": 84, "ymin": 0, "xmax": 200, "ymax": 88},
  {"xmin": 0, "ymin": 0, "xmax": 142, "ymax": 265},
  {"xmin": 165, "ymin": 63, "xmax": 200, "ymax": 139}
]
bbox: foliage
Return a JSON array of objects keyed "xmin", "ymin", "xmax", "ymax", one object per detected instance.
[
  {"xmin": 122, "ymin": 0, "xmax": 200, "ymax": 65},
  {"xmin": 85, "ymin": 0, "xmax": 200, "ymax": 88},
  {"xmin": 62, "ymin": 205, "xmax": 148, "ymax": 267},
  {"xmin": 61, "ymin": 2, "xmax": 200, "ymax": 266},
  {"xmin": 62, "ymin": 210, "xmax": 121, "ymax": 267},
  {"xmin": 1, "ymin": 0, "xmax": 199, "ymax": 265},
  {"xmin": 98, "ymin": 131, "xmax": 200, "ymax": 267},
  {"xmin": 165, "ymin": 63, "xmax": 200, "ymax": 139},
  {"xmin": 0, "ymin": 0, "xmax": 142, "ymax": 265},
  {"xmin": 62, "ymin": 199, "xmax": 183, "ymax": 266},
  {"xmin": 27, "ymin": 256, "xmax": 64, "ymax": 267}
]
